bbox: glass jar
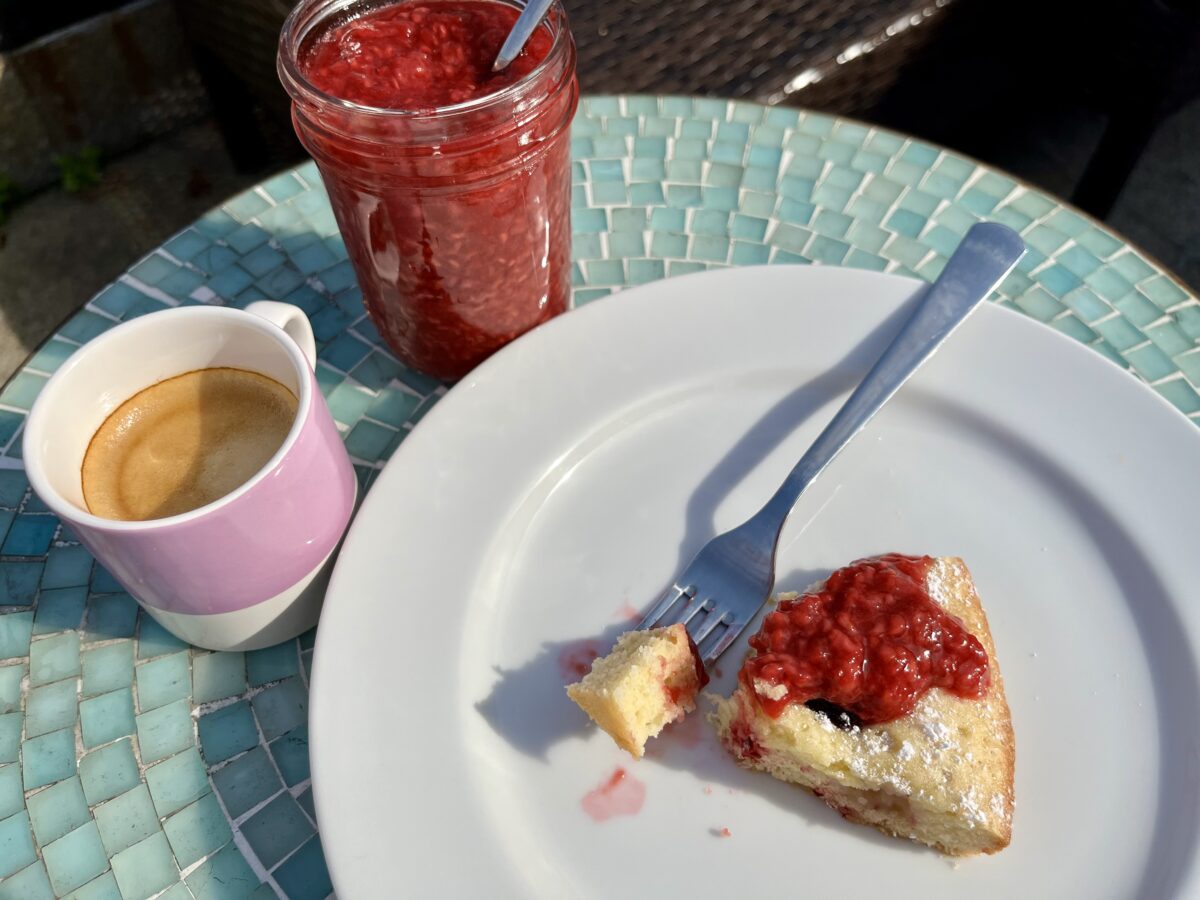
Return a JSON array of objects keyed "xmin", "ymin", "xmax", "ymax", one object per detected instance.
[{"xmin": 278, "ymin": 0, "xmax": 578, "ymax": 380}]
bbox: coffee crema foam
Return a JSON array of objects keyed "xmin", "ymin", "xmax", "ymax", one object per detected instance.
[{"xmin": 82, "ymin": 367, "xmax": 298, "ymax": 521}]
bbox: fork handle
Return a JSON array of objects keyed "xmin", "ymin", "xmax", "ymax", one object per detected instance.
[{"xmin": 748, "ymin": 222, "xmax": 1024, "ymax": 541}]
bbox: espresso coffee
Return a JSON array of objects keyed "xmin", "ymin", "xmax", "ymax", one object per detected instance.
[{"xmin": 82, "ymin": 367, "xmax": 298, "ymax": 521}]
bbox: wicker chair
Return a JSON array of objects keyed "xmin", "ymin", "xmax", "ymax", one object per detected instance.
[
  {"xmin": 865, "ymin": 0, "xmax": 1200, "ymax": 217},
  {"xmin": 171, "ymin": 0, "xmax": 953, "ymax": 170}
]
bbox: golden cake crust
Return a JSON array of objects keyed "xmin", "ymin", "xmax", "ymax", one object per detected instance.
[{"xmin": 710, "ymin": 557, "xmax": 1014, "ymax": 856}]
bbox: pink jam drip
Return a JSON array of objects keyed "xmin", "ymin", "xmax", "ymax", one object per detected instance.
[{"xmin": 581, "ymin": 767, "xmax": 646, "ymax": 822}]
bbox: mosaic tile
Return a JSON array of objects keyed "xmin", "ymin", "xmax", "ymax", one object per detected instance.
[
  {"xmin": 0, "ymin": 811, "xmax": 38, "ymax": 878},
  {"xmin": 79, "ymin": 688, "xmax": 135, "ymax": 749},
  {"xmin": 345, "ymin": 419, "xmax": 395, "ymax": 461},
  {"xmin": 162, "ymin": 230, "xmax": 211, "ymax": 262},
  {"xmin": 29, "ymin": 632, "xmax": 80, "ymax": 685},
  {"xmin": 296, "ymin": 787, "xmax": 316, "ymax": 823},
  {"xmin": 132, "ymin": 618, "xmax": 186, "ymax": 662},
  {"xmin": 93, "ymin": 785, "xmax": 159, "ymax": 856},
  {"xmin": 0, "ymin": 666, "xmax": 23, "ymax": 716},
  {"xmin": 198, "ymin": 701, "xmax": 258, "ymax": 765},
  {"xmin": 83, "ymin": 593, "xmax": 139, "ymax": 642},
  {"xmin": 42, "ymin": 549, "xmax": 93, "ymax": 592},
  {"xmin": 0, "ymin": 471, "xmax": 26, "ymax": 508},
  {"xmin": 251, "ymin": 678, "xmax": 307, "ymax": 743},
  {"xmin": 211, "ymin": 747, "xmax": 282, "ymax": 820},
  {"xmin": 162, "ymin": 793, "xmax": 231, "ymax": 869},
  {"xmin": 145, "ymin": 749, "xmax": 208, "ymax": 818},
  {"xmin": 79, "ymin": 740, "xmax": 139, "ymax": 806},
  {"xmin": 64, "ymin": 871, "xmax": 121, "ymax": 900},
  {"xmin": 1014, "ymin": 287, "xmax": 1067, "ymax": 322},
  {"xmin": 269, "ymin": 725, "xmax": 310, "ymax": 788},
  {"xmin": 273, "ymin": 836, "xmax": 333, "ymax": 900},
  {"xmin": 136, "ymin": 699, "xmax": 193, "ymax": 764},
  {"xmin": 0, "ymin": 411, "xmax": 24, "ymax": 450},
  {"xmin": 0, "ymin": 613, "xmax": 34, "ymax": 662},
  {"xmin": 80, "ymin": 643, "xmax": 134, "ymax": 699},
  {"xmin": 1073, "ymin": 225, "xmax": 1124, "ymax": 258},
  {"xmin": 22, "ymin": 727, "xmax": 76, "ymax": 789},
  {"xmin": 0, "ymin": 713, "xmax": 20, "ymax": 763},
  {"xmin": 135, "ymin": 652, "xmax": 190, "ymax": 712},
  {"xmin": 731, "ymin": 242, "xmax": 771, "ymax": 266},
  {"xmin": 240, "ymin": 792, "xmax": 314, "ymax": 869},
  {"xmin": 110, "ymin": 831, "xmax": 178, "ymax": 900},
  {"xmin": 1157, "ymin": 379, "xmax": 1200, "ymax": 414},
  {"xmin": 32, "ymin": 587, "xmax": 87, "ymax": 635},
  {"xmin": 25, "ymin": 777, "xmax": 87, "ymax": 847},
  {"xmin": 1, "ymin": 859, "xmax": 54, "ymax": 899},
  {"xmin": 1115, "ymin": 291, "xmax": 1165, "ymax": 329},
  {"xmin": 41, "ymin": 821, "xmax": 107, "ymax": 896},
  {"xmin": 1, "ymin": 518, "xmax": 55, "ymax": 561},
  {"xmin": 185, "ymin": 843, "xmax": 260, "ymax": 899},
  {"xmin": 155, "ymin": 883, "xmax": 195, "ymax": 900},
  {"xmin": 367, "ymin": 388, "xmax": 420, "ymax": 429},
  {"xmin": 192, "ymin": 652, "xmax": 246, "ymax": 704},
  {"xmin": 0, "ymin": 764, "xmax": 21, "ymax": 821},
  {"xmin": 25, "ymin": 678, "xmax": 79, "ymax": 738}
]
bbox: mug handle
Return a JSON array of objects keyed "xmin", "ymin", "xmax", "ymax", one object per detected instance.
[{"xmin": 245, "ymin": 301, "xmax": 317, "ymax": 369}]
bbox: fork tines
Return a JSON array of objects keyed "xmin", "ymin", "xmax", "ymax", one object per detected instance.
[{"xmin": 636, "ymin": 583, "xmax": 734, "ymax": 663}]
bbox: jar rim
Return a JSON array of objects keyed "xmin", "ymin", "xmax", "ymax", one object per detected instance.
[{"xmin": 277, "ymin": 0, "xmax": 570, "ymax": 120}]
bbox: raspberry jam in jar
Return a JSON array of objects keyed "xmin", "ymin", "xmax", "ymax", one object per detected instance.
[{"xmin": 278, "ymin": 0, "xmax": 578, "ymax": 379}]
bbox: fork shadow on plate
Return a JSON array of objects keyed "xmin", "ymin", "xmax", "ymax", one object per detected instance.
[
  {"xmin": 475, "ymin": 622, "xmax": 633, "ymax": 760},
  {"xmin": 475, "ymin": 290, "xmax": 938, "ymax": 848},
  {"xmin": 666, "ymin": 287, "xmax": 926, "ymax": 581}
]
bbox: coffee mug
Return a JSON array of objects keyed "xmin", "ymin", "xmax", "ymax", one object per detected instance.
[{"xmin": 24, "ymin": 301, "xmax": 357, "ymax": 651}]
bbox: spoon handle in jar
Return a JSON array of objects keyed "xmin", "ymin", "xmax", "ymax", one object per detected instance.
[{"xmin": 493, "ymin": 0, "xmax": 556, "ymax": 72}]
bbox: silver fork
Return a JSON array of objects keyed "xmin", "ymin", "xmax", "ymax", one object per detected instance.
[{"xmin": 637, "ymin": 222, "xmax": 1025, "ymax": 664}]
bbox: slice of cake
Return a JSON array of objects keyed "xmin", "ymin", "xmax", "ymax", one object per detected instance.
[
  {"xmin": 710, "ymin": 555, "xmax": 1014, "ymax": 856},
  {"xmin": 567, "ymin": 623, "xmax": 708, "ymax": 758}
]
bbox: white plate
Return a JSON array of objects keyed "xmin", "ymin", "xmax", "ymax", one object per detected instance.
[{"xmin": 310, "ymin": 266, "xmax": 1200, "ymax": 899}]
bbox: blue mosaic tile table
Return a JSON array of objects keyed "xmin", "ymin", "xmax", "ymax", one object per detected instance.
[{"xmin": 0, "ymin": 95, "xmax": 1198, "ymax": 899}]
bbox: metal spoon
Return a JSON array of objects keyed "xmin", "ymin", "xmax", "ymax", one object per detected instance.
[{"xmin": 492, "ymin": 0, "xmax": 555, "ymax": 72}]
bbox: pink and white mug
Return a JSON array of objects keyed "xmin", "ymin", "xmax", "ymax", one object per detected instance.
[{"xmin": 23, "ymin": 301, "xmax": 357, "ymax": 651}]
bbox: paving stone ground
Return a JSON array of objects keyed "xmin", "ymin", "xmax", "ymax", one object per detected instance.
[{"xmin": 0, "ymin": 121, "xmax": 268, "ymax": 384}]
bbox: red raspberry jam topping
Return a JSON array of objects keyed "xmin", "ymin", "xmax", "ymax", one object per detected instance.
[
  {"xmin": 300, "ymin": 1, "xmax": 552, "ymax": 110},
  {"xmin": 740, "ymin": 554, "xmax": 990, "ymax": 724}
]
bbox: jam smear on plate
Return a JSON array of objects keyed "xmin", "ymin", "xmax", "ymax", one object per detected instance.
[
  {"xmin": 581, "ymin": 767, "xmax": 646, "ymax": 822},
  {"xmin": 558, "ymin": 639, "xmax": 601, "ymax": 683}
]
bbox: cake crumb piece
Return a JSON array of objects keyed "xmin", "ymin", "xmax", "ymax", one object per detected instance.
[{"xmin": 566, "ymin": 623, "xmax": 707, "ymax": 758}]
